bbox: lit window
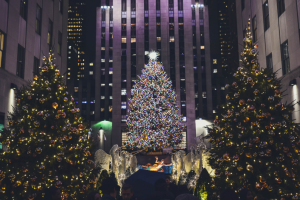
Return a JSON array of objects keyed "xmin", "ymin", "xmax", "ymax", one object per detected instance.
[
  {"xmin": 74, "ymin": 87, "xmax": 79, "ymax": 92},
  {"xmin": 101, "ymin": 96, "xmax": 105, "ymax": 99},
  {"xmin": 82, "ymin": 101, "xmax": 87, "ymax": 104},
  {"xmin": 90, "ymin": 111, "xmax": 95, "ymax": 115},
  {"xmin": 202, "ymin": 92, "xmax": 206, "ymax": 98},
  {"xmin": 109, "ymin": 70, "xmax": 113, "ymax": 74},
  {"xmin": 109, "ymin": 96, "xmax": 113, "ymax": 99},
  {"xmin": 109, "ymin": 106, "xmax": 112, "ymax": 112},
  {"xmin": 121, "ymin": 115, "xmax": 127, "ymax": 122},
  {"xmin": 89, "ymin": 62, "xmax": 93, "ymax": 66},
  {"xmin": 213, "ymin": 59, "xmax": 217, "ymax": 64},
  {"xmin": 182, "ymin": 117, "xmax": 186, "ymax": 122},
  {"xmin": 68, "ymin": 57, "xmax": 71, "ymax": 59},
  {"xmin": 122, "ymin": 38, "xmax": 126, "ymax": 43},
  {"xmin": 131, "ymin": 38, "xmax": 136, "ymax": 43},
  {"xmin": 221, "ymin": 87, "xmax": 225, "ymax": 90},
  {"xmin": 109, "ymin": 83, "xmax": 113, "ymax": 86},
  {"xmin": 157, "ymin": 37, "xmax": 161, "ymax": 42},
  {"xmin": 89, "ymin": 71, "xmax": 93, "ymax": 75},
  {"xmin": 121, "ymin": 102, "xmax": 126, "ymax": 109},
  {"xmin": 101, "ymin": 59, "xmax": 105, "ymax": 62},
  {"xmin": 201, "ymin": 46, "xmax": 205, "ymax": 49},
  {"xmin": 169, "ymin": 36, "xmax": 174, "ymax": 42},
  {"xmin": 121, "ymin": 89, "xmax": 127, "ymax": 95},
  {"xmin": 213, "ymin": 69, "xmax": 217, "ymax": 73},
  {"xmin": 101, "ymin": 108, "xmax": 104, "ymax": 112},
  {"xmin": 213, "ymin": 110, "xmax": 216, "ymax": 113},
  {"xmin": 101, "ymin": 47, "xmax": 105, "ymax": 50},
  {"xmin": 68, "ymin": 72, "xmax": 70, "ymax": 75},
  {"xmin": 101, "ymin": 84, "xmax": 105, "ymax": 86},
  {"xmin": 68, "ymin": 68, "xmax": 70, "ymax": 70},
  {"xmin": 69, "ymin": 46, "xmax": 72, "ymax": 49}
]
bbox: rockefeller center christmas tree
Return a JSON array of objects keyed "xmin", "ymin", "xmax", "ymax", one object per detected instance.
[
  {"xmin": 207, "ymin": 19, "xmax": 300, "ymax": 199},
  {"xmin": 126, "ymin": 51, "xmax": 184, "ymax": 151},
  {"xmin": 0, "ymin": 52, "xmax": 96, "ymax": 199}
]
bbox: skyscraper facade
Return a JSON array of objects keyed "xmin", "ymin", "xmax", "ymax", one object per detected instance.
[
  {"xmin": 95, "ymin": 0, "xmax": 213, "ymax": 150},
  {"xmin": 0, "ymin": 0, "xmax": 68, "ymax": 129},
  {"xmin": 67, "ymin": 0, "xmax": 97, "ymax": 122},
  {"xmin": 236, "ymin": 0, "xmax": 300, "ymax": 124}
]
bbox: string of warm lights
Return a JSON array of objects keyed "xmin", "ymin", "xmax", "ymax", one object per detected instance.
[
  {"xmin": 0, "ymin": 51, "xmax": 97, "ymax": 200},
  {"xmin": 126, "ymin": 54, "xmax": 185, "ymax": 151},
  {"xmin": 206, "ymin": 19, "xmax": 300, "ymax": 199}
]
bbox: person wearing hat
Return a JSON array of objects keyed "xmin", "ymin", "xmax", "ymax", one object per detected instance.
[{"xmin": 100, "ymin": 177, "xmax": 121, "ymax": 200}]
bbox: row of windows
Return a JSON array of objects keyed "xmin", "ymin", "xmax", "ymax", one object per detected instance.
[{"xmin": 263, "ymin": 0, "xmax": 285, "ymax": 31}]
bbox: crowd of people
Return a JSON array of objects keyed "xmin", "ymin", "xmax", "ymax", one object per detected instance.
[{"xmin": 44, "ymin": 176, "xmax": 267, "ymax": 200}]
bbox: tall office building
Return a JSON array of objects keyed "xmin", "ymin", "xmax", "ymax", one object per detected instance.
[
  {"xmin": 0, "ymin": 0, "xmax": 68, "ymax": 130},
  {"xmin": 206, "ymin": 0, "xmax": 239, "ymax": 111},
  {"xmin": 236, "ymin": 0, "xmax": 300, "ymax": 124},
  {"xmin": 95, "ymin": 0, "xmax": 214, "ymax": 150},
  {"xmin": 67, "ymin": 0, "xmax": 97, "ymax": 121}
]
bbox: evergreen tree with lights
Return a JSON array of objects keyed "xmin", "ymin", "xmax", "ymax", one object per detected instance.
[
  {"xmin": 0, "ymin": 52, "xmax": 97, "ymax": 200},
  {"xmin": 126, "ymin": 51, "xmax": 185, "ymax": 151},
  {"xmin": 207, "ymin": 19, "xmax": 300, "ymax": 199}
]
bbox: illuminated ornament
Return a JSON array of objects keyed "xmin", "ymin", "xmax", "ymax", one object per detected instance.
[
  {"xmin": 246, "ymin": 165, "xmax": 253, "ymax": 171},
  {"xmin": 232, "ymin": 82, "xmax": 237, "ymax": 88},
  {"xmin": 276, "ymin": 178, "xmax": 282, "ymax": 184},
  {"xmin": 247, "ymin": 77, "xmax": 253, "ymax": 82},
  {"xmin": 55, "ymin": 69, "xmax": 60, "ymax": 75},
  {"xmin": 243, "ymin": 117, "xmax": 250, "ymax": 123},
  {"xmin": 274, "ymin": 89, "xmax": 281, "ymax": 96},
  {"xmin": 269, "ymin": 130, "xmax": 275, "ymax": 136},
  {"xmin": 214, "ymin": 119, "xmax": 220, "ymax": 125},
  {"xmin": 245, "ymin": 153, "xmax": 252, "ymax": 158},
  {"xmin": 237, "ymin": 166, "xmax": 243, "ymax": 171},
  {"xmin": 292, "ymin": 159, "xmax": 298, "ymax": 165},
  {"xmin": 233, "ymin": 92, "xmax": 240, "ymax": 98},
  {"xmin": 17, "ymin": 98, "xmax": 21, "ymax": 103},
  {"xmin": 226, "ymin": 94, "xmax": 230, "ymax": 100},
  {"xmin": 35, "ymin": 147, "xmax": 42, "ymax": 154},
  {"xmin": 255, "ymin": 70, "xmax": 259, "ymax": 75},
  {"xmin": 247, "ymin": 105, "xmax": 255, "ymax": 112},
  {"xmin": 56, "ymin": 181, "xmax": 62, "ymax": 188},
  {"xmin": 22, "ymin": 105, "xmax": 28, "ymax": 110},
  {"xmin": 61, "ymin": 112, "xmax": 66, "ymax": 118},
  {"xmin": 33, "ymin": 75, "xmax": 38, "ymax": 80},
  {"xmin": 34, "ymin": 121, "xmax": 40, "ymax": 127},
  {"xmin": 223, "ymin": 153, "xmax": 230, "ymax": 161},
  {"xmin": 52, "ymin": 102, "xmax": 58, "ymax": 109},
  {"xmin": 78, "ymin": 124, "xmax": 84, "ymax": 131},
  {"xmin": 42, "ymin": 66, "xmax": 48, "ymax": 72},
  {"xmin": 283, "ymin": 146, "xmax": 289, "ymax": 153},
  {"xmin": 39, "ymin": 98, "xmax": 45, "ymax": 104},
  {"xmin": 266, "ymin": 149, "xmax": 272, "ymax": 157},
  {"xmin": 71, "ymin": 97, "xmax": 74, "ymax": 101},
  {"xmin": 225, "ymin": 84, "xmax": 230, "ymax": 89},
  {"xmin": 47, "ymin": 87, "xmax": 51, "ymax": 91},
  {"xmin": 55, "ymin": 115, "xmax": 60, "ymax": 119},
  {"xmin": 239, "ymin": 99, "xmax": 245, "ymax": 105},
  {"xmin": 57, "ymin": 157, "xmax": 62, "ymax": 162},
  {"xmin": 253, "ymin": 89, "xmax": 259, "ymax": 95},
  {"xmin": 37, "ymin": 111, "xmax": 43, "ymax": 116},
  {"xmin": 268, "ymin": 96, "xmax": 274, "ymax": 101},
  {"xmin": 254, "ymin": 44, "xmax": 258, "ymax": 49},
  {"xmin": 261, "ymin": 103, "xmax": 265, "ymax": 107},
  {"xmin": 233, "ymin": 154, "xmax": 239, "ymax": 161},
  {"xmin": 64, "ymin": 97, "xmax": 68, "ymax": 102}
]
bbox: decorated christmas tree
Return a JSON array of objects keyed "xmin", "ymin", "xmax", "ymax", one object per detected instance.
[
  {"xmin": 207, "ymin": 19, "xmax": 300, "ymax": 199},
  {"xmin": 126, "ymin": 51, "xmax": 184, "ymax": 151},
  {"xmin": 0, "ymin": 52, "xmax": 97, "ymax": 199}
]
